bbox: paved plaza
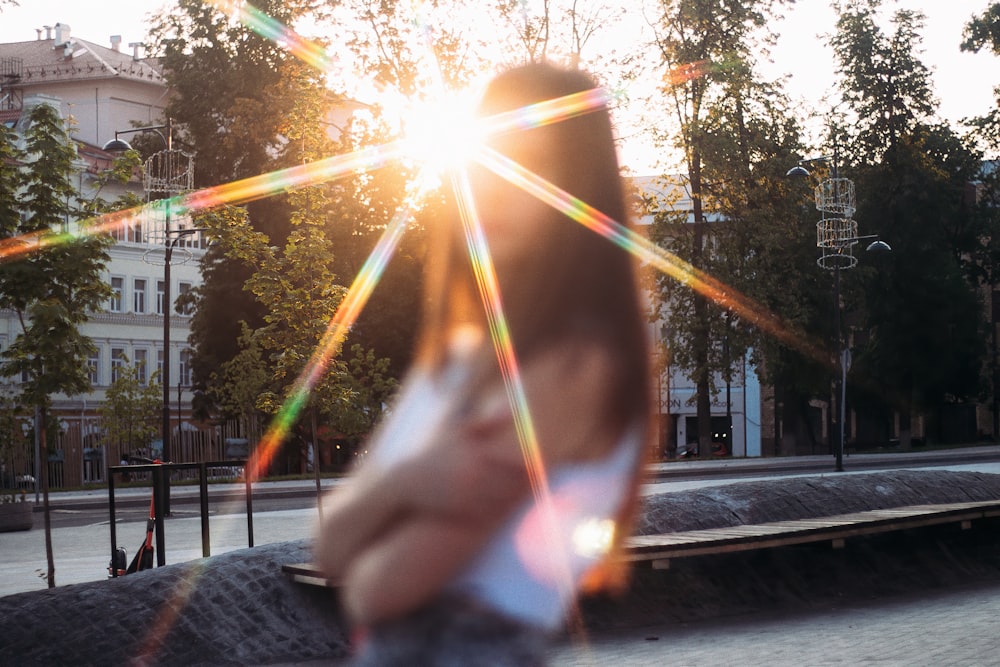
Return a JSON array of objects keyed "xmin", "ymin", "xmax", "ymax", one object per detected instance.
[
  {"xmin": 3, "ymin": 451, "xmax": 1000, "ymax": 665},
  {"xmin": 550, "ymin": 580, "xmax": 1000, "ymax": 666}
]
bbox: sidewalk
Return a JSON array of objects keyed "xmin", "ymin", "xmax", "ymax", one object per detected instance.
[
  {"xmin": 550, "ymin": 579, "xmax": 1000, "ymax": 666},
  {"xmin": 38, "ymin": 475, "xmax": 340, "ymax": 510},
  {"xmin": 33, "ymin": 442, "xmax": 1000, "ymax": 509}
]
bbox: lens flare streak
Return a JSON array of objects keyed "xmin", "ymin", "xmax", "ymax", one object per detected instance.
[
  {"xmin": 449, "ymin": 170, "xmax": 548, "ymax": 497},
  {"xmin": 0, "ymin": 142, "xmax": 404, "ymax": 265},
  {"xmin": 207, "ymin": 0, "xmax": 339, "ymax": 73},
  {"xmin": 475, "ymin": 146, "xmax": 828, "ymax": 366},
  {"xmin": 482, "ymin": 87, "xmax": 614, "ymax": 137},
  {"xmin": 246, "ymin": 177, "xmax": 424, "ymax": 480},
  {"xmin": 179, "ymin": 141, "xmax": 405, "ymax": 216},
  {"xmin": 450, "ymin": 167, "xmax": 577, "ymax": 602}
]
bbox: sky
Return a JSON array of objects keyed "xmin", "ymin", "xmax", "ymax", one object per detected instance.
[{"xmin": 0, "ymin": 0, "xmax": 997, "ymax": 172}]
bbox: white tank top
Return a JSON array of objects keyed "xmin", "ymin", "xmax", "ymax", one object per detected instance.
[{"xmin": 368, "ymin": 364, "xmax": 643, "ymax": 631}]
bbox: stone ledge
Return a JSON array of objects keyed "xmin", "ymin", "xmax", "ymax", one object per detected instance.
[{"xmin": 3, "ymin": 470, "xmax": 1000, "ymax": 665}]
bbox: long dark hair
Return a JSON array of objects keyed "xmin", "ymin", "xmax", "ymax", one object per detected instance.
[{"xmin": 418, "ymin": 62, "xmax": 650, "ymax": 430}]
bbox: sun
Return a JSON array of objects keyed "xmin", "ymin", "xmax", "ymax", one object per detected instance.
[{"xmin": 398, "ymin": 87, "xmax": 487, "ymax": 177}]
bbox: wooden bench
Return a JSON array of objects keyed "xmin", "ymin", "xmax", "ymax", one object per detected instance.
[
  {"xmin": 626, "ymin": 499, "xmax": 1000, "ymax": 569},
  {"xmin": 282, "ymin": 561, "xmax": 340, "ymax": 588},
  {"xmin": 283, "ymin": 499, "xmax": 1000, "ymax": 586}
]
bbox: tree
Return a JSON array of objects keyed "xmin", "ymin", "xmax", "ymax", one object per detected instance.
[
  {"xmin": 0, "ymin": 385, "xmax": 30, "ymax": 498},
  {"xmin": 148, "ymin": 0, "xmax": 321, "ymax": 414},
  {"xmin": 962, "ymin": 2, "xmax": 1000, "ymax": 55},
  {"xmin": 962, "ymin": 2, "xmax": 1000, "ymax": 152},
  {"xmin": 0, "ymin": 102, "xmax": 112, "ymax": 587},
  {"xmin": 647, "ymin": 0, "xmax": 793, "ymax": 457},
  {"xmin": 98, "ymin": 357, "xmax": 162, "ymax": 459},
  {"xmin": 211, "ymin": 322, "xmax": 271, "ymax": 443},
  {"xmin": 150, "ymin": 0, "xmax": 426, "ymax": 420},
  {"xmin": 832, "ymin": 0, "xmax": 987, "ymax": 446},
  {"xmin": 332, "ymin": 344, "xmax": 398, "ymax": 440}
]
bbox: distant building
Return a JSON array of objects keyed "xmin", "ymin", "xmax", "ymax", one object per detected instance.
[
  {"xmin": 0, "ymin": 24, "xmax": 206, "ymax": 486},
  {"xmin": 631, "ymin": 175, "xmax": 762, "ymax": 459}
]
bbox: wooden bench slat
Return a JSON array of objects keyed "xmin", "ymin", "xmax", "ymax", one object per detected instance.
[{"xmin": 284, "ymin": 500, "xmax": 1000, "ymax": 588}]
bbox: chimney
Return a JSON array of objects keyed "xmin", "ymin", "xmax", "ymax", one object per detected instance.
[
  {"xmin": 36, "ymin": 29, "xmax": 42, "ymax": 41},
  {"xmin": 128, "ymin": 42, "xmax": 143, "ymax": 60},
  {"xmin": 43, "ymin": 26, "xmax": 53, "ymax": 41},
  {"xmin": 110, "ymin": 35, "xmax": 122, "ymax": 52},
  {"xmin": 54, "ymin": 23, "xmax": 71, "ymax": 47}
]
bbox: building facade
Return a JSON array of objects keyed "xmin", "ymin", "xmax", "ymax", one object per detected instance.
[
  {"xmin": 1, "ymin": 24, "xmax": 207, "ymax": 486},
  {"xmin": 632, "ymin": 175, "xmax": 763, "ymax": 459}
]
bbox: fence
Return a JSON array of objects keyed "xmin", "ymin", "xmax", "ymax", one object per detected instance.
[{"xmin": 2, "ymin": 415, "xmax": 267, "ymax": 490}]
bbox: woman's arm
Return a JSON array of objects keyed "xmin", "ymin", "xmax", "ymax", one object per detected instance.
[
  {"xmin": 336, "ymin": 344, "xmax": 621, "ymax": 623},
  {"xmin": 313, "ymin": 463, "xmax": 411, "ymax": 582},
  {"xmin": 314, "ymin": 412, "xmax": 531, "ymax": 581},
  {"xmin": 341, "ymin": 501, "xmax": 522, "ymax": 624}
]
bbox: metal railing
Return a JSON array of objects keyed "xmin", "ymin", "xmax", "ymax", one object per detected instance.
[{"xmin": 107, "ymin": 460, "xmax": 253, "ymax": 571}]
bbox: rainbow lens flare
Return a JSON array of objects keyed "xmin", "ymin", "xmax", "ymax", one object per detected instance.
[{"xmin": 3, "ymin": 5, "xmax": 829, "ymax": 659}]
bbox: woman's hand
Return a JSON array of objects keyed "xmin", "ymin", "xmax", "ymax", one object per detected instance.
[{"xmin": 393, "ymin": 411, "xmax": 530, "ymax": 521}]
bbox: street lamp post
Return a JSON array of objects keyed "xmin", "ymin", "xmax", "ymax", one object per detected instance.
[
  {"xmin": 105, "ymin": 120, "xmax": 194, "ymax": 516},
  {"xmin": 788, "ymin": 141, "xmax": 889, "ymax": 471},
  {"xmin": 102, "ymin": 118, "xmax": 173, "ymax": 153},
  {"xmin": 162, "ymin": 228, "xmax": 201, "ymax": 465}
]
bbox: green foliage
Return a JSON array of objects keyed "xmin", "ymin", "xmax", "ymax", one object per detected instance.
[
  {"xmin": 647, "ymin": 0, "xmax": 796, "ymax": 450},
  {"xmin": 961, "ymin": 2, "xmax": 1000, "ymax": 54},
  {"xmin": 328, "ymin": 344, "xmax": 398, "ymax": 438},
  {"xmin": 150, "ymin": 0, "xmax": 324, "ymax": 186},
  {"xmin": 831, "ymin": 1, "xmax": 935, "ymax": 163},
  {"xmin": 961, "ymin": 3, "xmax": 1000, "ymax": 153},
  {"xmin": 831, "ymin": 0, "xmax": 989, "ymax": 434},
  {"xmin": 149, "ymin": 0, "xmax": 429, "ymax": 426},
  {"xmin": 0, "ymin": 386, "xmax": 30, "ymax": 502},
  {"xmin": 211, "ymin": 322, "xmax": 270, "ymax": 427},
  {"xmin": 98, "ymin": 357, "xmax": 162, "ymax": 455},
  {"xmin": 82, "ymin": 148, "xmax": 144, "ymax": 215},
  {"xmin": 148, "ymin": 0, "xmax": 325, "ymax": 412},
  {"xmin": 0, "ymin": 123, "xmax": 21, "ymax": 241},
  {"xmin": 0, "ymin": 103, "xmax": 112, "ymax": 407}
]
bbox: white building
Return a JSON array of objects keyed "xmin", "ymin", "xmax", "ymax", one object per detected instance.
[
  {"xmin": 0, "ymin": 24, "xmax": 205, "ymax": 484},
  {"xmin": 631, "ymin": 175, "xmax": 763, "ymax": 458}
]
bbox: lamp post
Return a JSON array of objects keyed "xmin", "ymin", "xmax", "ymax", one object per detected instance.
[
  {"xmin": 105, "ymin": 120, "xmax": 195, "ymax": 516},
  {"xmin": 162, "ymin": 228, "xmax": 203, "ymax": 465},
  {"xmin": 788, "ymin": 143, "xmax": 890, "ymax": 471},
  {"xmin": 102, "ymin": 118, "xmax": 173, "ymax": 153}
]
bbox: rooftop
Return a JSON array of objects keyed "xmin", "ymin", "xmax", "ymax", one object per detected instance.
[{"xmin": 0, "ymin": 23, "xmax": 163, "ymax": 87}]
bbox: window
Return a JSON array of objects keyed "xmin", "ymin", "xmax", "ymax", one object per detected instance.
[
  {"xmin": 156, "ymin": 280, "xmax": 165, "ymax": 315},
  {"xmin": 157, "ymin": 349, "xmax": 164, "ymax": 380},
  {"xmin": 179, "ymin": 349, "xmax": 192, "ymax": 387},
  {"xmin": 111, "ymin": 347, "xmax": 126, "ymax": 383},
  {"xmin": 112, "ymin": 221, "xmax": 143, "ymax": 244},
  {"xmin": 134, "ymin": 349, "xmax": 148, "ymax": 385},
  {"xmin": 88, "ymin": 349, "xmax": 101, "ymax": 385},
  {"xmin": 178, "ymin": 282, "xmax": 193, "ymax": 315},
  {"xmin": 110, "ymin": 277, "xmax": 124, "ymax": 312},
  {"xmin": 133, "ymin": 279, "xmax": 147, "ymax": 314}
]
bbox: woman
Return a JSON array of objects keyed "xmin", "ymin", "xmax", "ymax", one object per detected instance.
[{"xmin": 315, "ymin": 62, "xmax": 652, "ymax": 665}]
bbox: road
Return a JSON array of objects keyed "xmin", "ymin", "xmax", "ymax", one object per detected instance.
[{"xmin": 3, "ymin": 445, "xmax": 1000, "ymax": 598}]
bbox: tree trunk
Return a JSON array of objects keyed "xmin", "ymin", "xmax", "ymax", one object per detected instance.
[
  {"xmin": 39, "ymin": 404, "xmax": 55, "ymax": 588},
  {"xmin": 311, "ymin": 406, "xmax": 322, "ymax": 515},
  {"xmin": 689, "ymin": 147, "xmax": 713, "ymax": 460},
  {"xmin": 899, "ymin": 402, "xmax": 912, "ymax": 450}
]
